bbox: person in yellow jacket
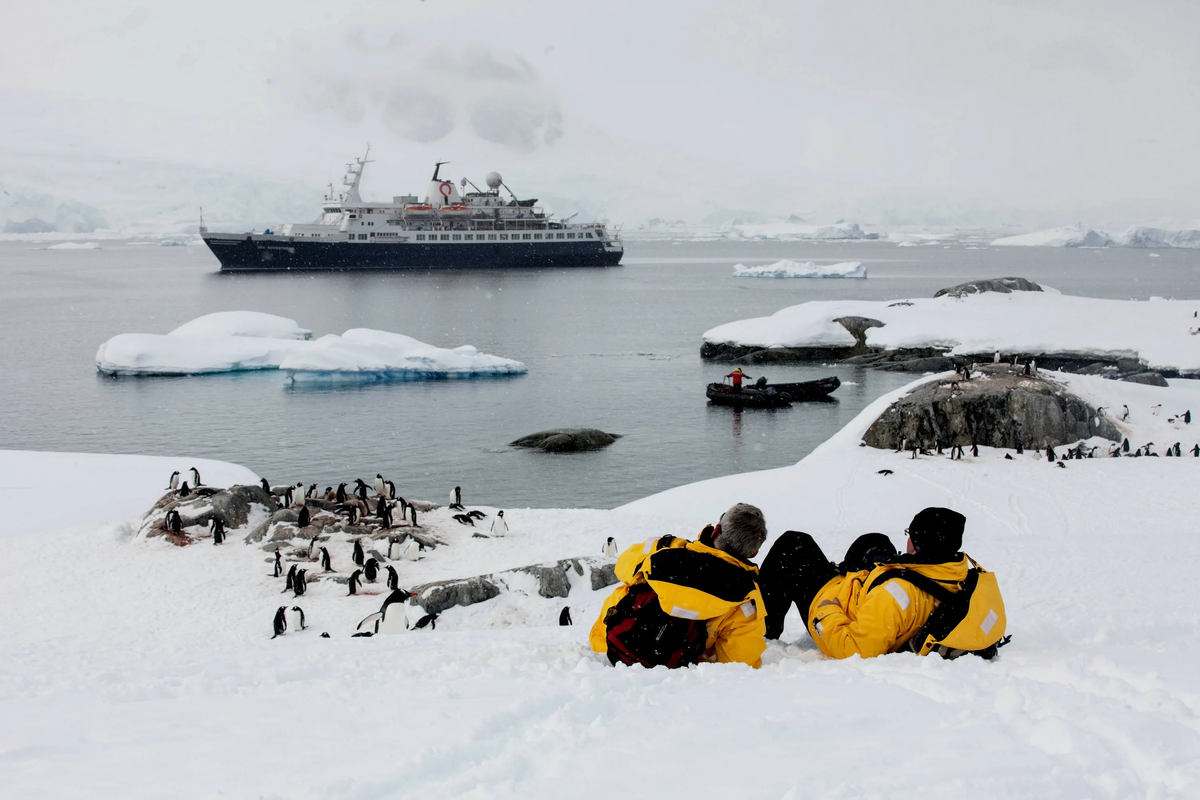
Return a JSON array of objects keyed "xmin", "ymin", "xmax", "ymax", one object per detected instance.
[
  {"xmin": 590, "ymin": 503, "xmax": 768, "ymax": 669},
  {"xmin": 756, "ymin": 507, "xmax": 969, "ymax": 659}
]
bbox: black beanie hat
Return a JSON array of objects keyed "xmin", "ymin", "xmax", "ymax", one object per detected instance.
[{"xmin": 907, "ymin": 507, "xmax": 965, "ymax": 558}]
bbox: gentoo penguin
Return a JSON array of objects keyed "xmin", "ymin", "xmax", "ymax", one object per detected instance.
[
  {"xmin": 283, "ymin": 486, "xmax": 294, "ymax": 508},
  {"xmin": 308, "ymin": 535, "xmax": 320, "ymax": 559},
  {"xmin": 167, "ymin": 471, "xmax": 180, "ymax": 491},
  {"xmin": 877, "ymin": 469, "xmax": 894, "ymax": 475},
  {"xmin": 388, "ymin": 538, "xmax": 403, "ymax": 560},
  {"xmin": 1023, "ymin": 361, "xmax": 1031, "ymax": 375},
  {"xmin": 993, "ymin": 351, "xmax": 1000, "ymax": 363},
  {"xmin": 559, "ymin": 607, "xmax": 573, "ymax": 626},
  {"xmin": 272, "ymin": 607, "xmax": 288, "ymax": 639},
  {"xmin": 287, "ymin": 606, "xmax": 306, "ymax": 631},
  {"xmin": 1152, "ymin": 404, "xmax": 1162, "ymax": 416},
  {"xmin": 936, "ymin": 442, "xmax": 944, "ymax": 455},
  {"xmin": 1122, "ymin": 437, "xmax": 1131, "ymax": 453},
  {"xmin": 348, "ymin": 569, "xmax": 362, "ymax": 595},
  {"xmin": 1192, "ymin": 444, "xmax": 1199, "ymax": 457},
  {"xmin": 1056, "ymin": 461, "xmax": 1066, "ymax": 469},
  {"xmin": 307, "ymin": 484, "xmax": 318, "ymax": 500},
  {"xmin": 466, "ymin": 510, "xmax": 486, "ymax": 520},
  {"xmin": 1167, "ymin": 446, "xmax": 1174, "ymax": 457},
  {"xmin": 323, "ymin": 487, "xmax": 336, "ymax": 502},
  {"xmin": 490, "ymin": 510, "xmax": 507, "ymax": 537},
  {"xmin": 297, "ymin": 506, "xmax": 311, "ymax": 528},
  {"xmin": 353, "ymin": 539, "xmax": 365, "ymax": 566},
  {"xmin": 273, "ymin": 550, "xmax": 283, "ymax": 577},
  {"xmin": 293, "ymin": 569, "xmax": 307, "ymax": 597},
  {"xmin": 1004, "ymin": 454, "xmax": 1013, "ymax": 460},
  {"xmin": 386, "ymin": 565, "xmax": 399, "ymax": 590},
  {"xmin": 1186, "ymin": 410, "xmax": 1192, "ymax": 424},
  {"xmin": 189, "ymin": 467, "xmax": 201, "ymax": 487},
  {"xmin": 1122, "ymin": 405, "xmax": 1130, "ymax": 421},
  {"xmin": 377, "ymin": 500, "xmax": 392, "ymax": 529},
  {"xmin": 601, "ymin": 537, "xmax": 617, "ymax": 557},
  {"xmin": 364, "ymin": 558, "xmax": 380, "ymax": 583},
  {"xmin": 209, "ymin": 517, "xmax": 225, "ymax": 545},
  {"xmin": 450, "ymin": 486, "xmax": 462, "ymax": 509},
  {"xmin": 1030, "ymin": 359, "xmax": 1037, "ymax": 375},
  {"xmin": 177, "ymin": 481, "xmax": 191, "ymax": 498},
  {"xmin": 355, "ymin": 481, "xmax": 369, "ymax": 503},
  {"xmin": 260, "ymin": 478, "xmax": 271, "ymax": 493},
  {"xmin": 412, "ymin": 612, "xmax": 438, "ymax": 630},
  {"xmin": 336, "ymin": 483, "xmax": 348, "ymax": 503},
  {"xmin": 1046, "ymin": 447, "xmax": 1056, "ymax": 462},
  {"xmin": 971, "ymin": 443, "xmax": 979, "ymax": 458},
  {"xmin": 284, "ymin": 564, "xmax": 297, "ymax": 592},
  {"xmin": 1016, "ymin": 443, "xmax": 1024, "ymax": 454},
  {"xmin": 344, "ymin": 504, "xmax": 358, "ymax": 525},
  {"xmin": 409, "ymin": 505, "xmax": 419, "ymax": 527},
  {"xmin": 293, "ymin": 483, "xmax": 305, "ymax": 507},
  {"xmin": 403, "ymin": 540, "xmax": 420, "ymax": 561},
  {"xmin": 319, "ymin": 547, "xmax": 332, "ymax": 572},
  {"xmin": 452, "ymin": 513, "xmax": 475, "ymax": 526},
  {"xmin": 166, "ymin": 509, "xmax": 183, "ymax": 534},
  {"xmin": 374, "ymin": 474, "xmax": 385, "ymax": 497},
  {"xmin": 386, "ymin": 480, "xmax": 396, "ymax": 500}
]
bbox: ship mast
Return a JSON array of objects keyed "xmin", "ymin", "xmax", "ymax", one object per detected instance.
[{"xmin": 342, "ymin": 144, "xmax": 372, "ymax": 203}]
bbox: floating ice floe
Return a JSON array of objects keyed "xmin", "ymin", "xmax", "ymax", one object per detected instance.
[
  {"xmin": 46, "ymin": 241, "xmax": 100, "ymax": 250},
  {"xmin": 704, "ymin": 290, "xmax": 1200, "ymax": 373},
  {"xmin": 95, "ymin": 312, "xmax": 527, "ymax": 379},
  {"xmin": 732, "ymin": 260, "xmax": 867, "ymax": 279}
]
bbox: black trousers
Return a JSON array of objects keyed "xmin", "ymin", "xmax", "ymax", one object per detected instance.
[{"xmin": 758, "ymin": 531, "xmax": 897, "ymax": 640}]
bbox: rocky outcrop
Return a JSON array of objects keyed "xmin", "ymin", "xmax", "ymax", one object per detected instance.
[
  {"xmin": 1121, "ymin": 371, "xmax": 1170, "ymax": 387},
  {"xmin": 862, "ymin": 366, "xmax": 1122, "ymax": 450},
  {"xmin": 933, "ymin": 277, "xmax": 1044, "ymax": 298},
  {"xmin": 409, "ymin": 556, "xmax": 619, "ymax": 615},
  {"xmin": 511, "ymin": 428, "xmax": 622, "ymax": 453}
]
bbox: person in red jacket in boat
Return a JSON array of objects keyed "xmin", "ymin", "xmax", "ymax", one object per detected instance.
[{"xmin": 726, "ymin": 367, "xmax": 752, "ymax": 391}]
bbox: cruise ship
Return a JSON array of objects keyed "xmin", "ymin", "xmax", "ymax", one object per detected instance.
[{"xmin": 200, "ymin": 149, "xmax": 624, "ymax": 271}]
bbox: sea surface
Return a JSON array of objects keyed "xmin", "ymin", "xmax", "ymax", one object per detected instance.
[{"xmin": 1, "ymin": 237, "xmax": 1197, "ymax": 509}]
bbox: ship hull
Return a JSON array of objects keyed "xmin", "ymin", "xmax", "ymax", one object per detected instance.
[{"xmin": 202, "ymin": 234, "xmax": 623, "ymax": 271}]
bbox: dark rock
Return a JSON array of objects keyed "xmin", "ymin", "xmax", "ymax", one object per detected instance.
[
  {"xmin": 1116, "ymin": 358, "xmax": 1144, "ymax": 374},
  {"xmin": 590, "ymin": 562, "xmax": 618, "ymax": 591},
  {"xmin": 933, "ymin": 277, "xmax": 1043, "ymax": 298},
  {"xmin": 832, "ymin": 316, "xmax": 885, "ymax": 354},
  {"xmin": 1122, "ymin": 371, "xmax": 1170, "ymax": 387},
  {"xmin": 409, "ymin": 556, "xmax": 619, "ymax": 614},
  {"xmin": 511, "ymin": 428, "xmax": 622, "ymax": 453},
  {"xmin": 413, "ymin": 577, "xmax": 502, "ymax": 615},
  {"xmin": 210, "ymin": 484, "xmax": 277, "ymax": 528},
  {"xmin": 862, "ymin": 366, "xmax": 1121, "ymax": 450},
  {"xmin": 876, "ymin": 357, "xmax": 956, "ymax": 373}
]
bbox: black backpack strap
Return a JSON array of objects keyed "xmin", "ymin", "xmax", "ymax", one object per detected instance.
[{"xmin": 866, "ymin": 568, "xmax": 959, "ymax": 604}]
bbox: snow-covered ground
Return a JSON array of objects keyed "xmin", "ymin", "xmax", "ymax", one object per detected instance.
[
  {"xmin": 3, "ymin": 371, "xmax": 1200, "ymax": 796},
  {"xmin": 704, "ymin": 290, "xmax": 1200, "ymax": 373},
  {"xmin": 732, "ymin": 259, "xmax": 867, "ymax": 279},
  {"xmin": 95, "ymin": 312, "xmax": 528, "ymax": 379}
]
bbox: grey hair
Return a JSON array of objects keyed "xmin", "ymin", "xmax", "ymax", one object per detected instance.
[{"xmin": 717, "ymin": 503, "xmax": 768, "ymax": 559}]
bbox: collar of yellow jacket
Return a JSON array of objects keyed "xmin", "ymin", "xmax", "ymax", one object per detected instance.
[
  {"xmin": 864, "ymin": 553, "xmax": 970, "ymax": 587},
  {"xmin": 683, "ymin": 539, "xmax": 760, "ymax": 573},
  {"xmin": 641, "ymin": 540, "xmax": 761, "ymax": 622}
]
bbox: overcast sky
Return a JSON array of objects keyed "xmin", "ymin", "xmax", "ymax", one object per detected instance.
[{"xmin": 3, "ymin": 0, "xmax": 1198, "ymax": 225}]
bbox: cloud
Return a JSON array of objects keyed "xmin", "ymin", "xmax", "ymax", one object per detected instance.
[
  {"xmin": 381, "ymin": 88, "xmax": 454, "ymax": 143},
  {"xmin": 469, "ymin": 97, "xmax": 562, "ymax": 152}
]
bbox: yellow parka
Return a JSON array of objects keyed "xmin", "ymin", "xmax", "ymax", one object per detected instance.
[
  {"xmin": 590, "ymin": 534, "xmax": 767, "ymax": 668},
  {"xmin": 807, "ymin": 555, "xmax": 970, "ymax": 659}
]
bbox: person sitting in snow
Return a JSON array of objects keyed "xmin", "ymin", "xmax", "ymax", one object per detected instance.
[
  {"xmin": 756, "ymin": 507, "xmax": 969, "ymax": 659},
  {"xmin": 590, "ymin": 503, "xmax": 768, "ymax": 669}
]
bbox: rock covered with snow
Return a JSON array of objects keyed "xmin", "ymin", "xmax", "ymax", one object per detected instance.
[
  {"xmin": 991, "ymin": 224, "xmax": 1113, "ymax": 247},
  {"xmin": 732, "ymin": 260, "xmax": 867, "ymax": 279},
  {"xmin": 510, "ymin": 428, "xmax": 621, "ymax": 452},
  {"xmin": 933, "ymin": 277, "xmax": 1044, "ymax": 298}
]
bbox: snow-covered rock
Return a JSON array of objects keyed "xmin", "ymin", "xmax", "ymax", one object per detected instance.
[
  {"xmin": 990, "ymin": 224, "xmax": 1112, "ymax": 247},
  {"xmin": 732, "ymin": 260, "xmax": 867, "ymax": 279},
  {"xmin": 703, "ymin": 291, "xmax": 1200, "ymax": 373}
]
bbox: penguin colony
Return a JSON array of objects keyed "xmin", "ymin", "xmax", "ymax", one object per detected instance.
[{"xmin": 148, "ymin": 470, "xmax": 539, "ymax": 639}]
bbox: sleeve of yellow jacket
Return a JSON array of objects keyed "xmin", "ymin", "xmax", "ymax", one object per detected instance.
[
  {"xmin": 809, "ymin": 577, "xmax": 935, "ymax": 659},
  {"xmin": 703, "ymin": 586, "xmax": 767, "ymax": 668}
]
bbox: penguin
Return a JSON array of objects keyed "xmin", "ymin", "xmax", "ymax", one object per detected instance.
[
  {"xmin": 388, "ymin": 538, "xmax": 403, "ymax": 560},
  {"xmin": 293, "ymin": 569, "xmax": 307, "ymax": 597},
  {"xmin": 336, "ymin": 483, "xmax": 348, "ymax": 503},
  {"xmin": 386, "ymin": 565, "xmax": 399, "ymax": 590},
  {"xmin": 1152, "ymin": 404, "xmax": 1162, "ymax": 417},
  {"xmin": 352, "ymin": 631, "xmax": 374, "ymax": 637},
  {"xmin": 450, "ymin": 486, "xmax": 462, "ymax": 508},
  {"xmin": 320, "ymin": 632, "xmax": 330, "ymax": 638},
  {"xmin": 1167, "ymin": 446, "xmax": 1174, "ymax": 457},
  {"xmin": 559, "ymin": 607, "xmax": 573, "ymax": 626},
  {"xmin": 320, "ymin": 547, "xmax": 332, "ymax": 572},
  {"xmin": 1193, "ymin": 444, "xmax": 1200, "ymax": 457},
  {"xmin": 344, "ymin": 504, "xmax": 358, "ymax": 525},
  {"xmin": 209, "ymin": 517, "xmax": 225, "ymax": 545},
  {"xmin": 260, "ymin": 477, "xmax": 271, "ymax": 493},
  {"xmin": 1122, "ymin": 405, "xmax": 1130, "ymax": 422},
  {"xmin": 876, "ymin": 469, "xmax": 894, "ymax": 476},
  {"xmin": 283, "ymin": 486, "xmax": 294, "ymax": 508},
  {"xmin": 452, "ymin": 513, "xmax": 475, "ymax": 526},
  {"xmin": 993, "ymin": 351, "xmax": 1000, "ymax": 363},
  {"xmin": 353, "ymin": 539, "xmax": 365, "ymax": 566},
  {"xmin": 1030, "ymin": 359, "xmax": 1037, "ymax": 375},
  {"xmin": 602, "ymin": 537, "xmax": 618, "ymax": 557},
  {"xmin": 1016, "ymin": 442, "xmax": 1024, "ymax": 454},
  {"xmin": 1186, "ymin": 410, "xmax": 1193, "ymax": 424},
  {"xmin": 355, "ymin": 481, "xmax": 369, "ymax": 503},
  {"xmin": 374, "ymin": 474, "xmax": 385, "ymax": 497},
  {"xmin": 1004, "ymin": 454, "xmax": 1013, "ymax": 460},
  {"xmin": 323, "ymin": 487, "xmax": 335, "ymax": 501},
  {"xmin": 287, "ymin": 606, "xmax": 306, "ymax": 631},
  {"xmin": 412, "ymin": 612, "xmax": 438, "ymax": 630},
  {"xmin": 297, "ymin": 506, "xmax": 311, "ymax": 528},
  {"xmin": 466, "ymin": 510, "xmax": 486, "ymax": 520},
  {"xmin": 936, "ymin": 442, "xmax": 944, "ymax": 455},
  {"xmin": 189, "ymin": 467, "xmax": 201, "ymax": 487},
  {"xmin": 1056, "ymin": 461, "xmax": 1066, "ymax": 469},
  {"xmin": 409, "ymin": 505, "xmax": 419, "ymax": 527},
  {"xmin": 364, "ymin": 558, "xmax": 380, "ymax": 583},
  {"xmin": 386, "ymin": 480, "xmax": 396, "ymax": 500},
  {"xmin": 293, "ymin": 483, "xmax": 305, "ymax": 507},
  {"xmin": 1046, "ymin": 447, "xmax": 1056, "ymax": 462},
  {"xmin": 166, "ymin": 509, "xmax": 183, "ymax": 534},
  {"xmin": 1022, "ymin": 361, "xmax": 1031, "ymax": 375},
  {"xmin": 167, "ymin": 471, "xmax": 180, "ymax": 490},
  {"xmin": 971, "ymin": 442, "xmax": 979, "ymax": 458},
  {"xmin": 273, "ymin": 549, "xmax": 283, "ymax": 577},
  {"xmin": 307, "ymin": 535, "xmax": 320, "ymax": 559},
  {"xmin": 490, "ymin": 510, "xmax": 507, "ymax": 537},
  {"xmin": 177, "ymin": 482, "xmax": 191, "ymax": 498},
  {"xmin": 284, "ymin": 564, "xmax": 297, "ymax": 592},
  {"xmin": 1123, "ymin": 437, "xmax": 1130, "ymax": 453},
  {"xmin": 348, "ymin": 569, "xmax": 362, "ymax": 595},
  {"xmin": 272, "ymin": 606, "xmax": 288, "ymax": 639},
  {"xmin": 377, "ymin": 500, "xmax": 393, "ymax": 529},
  {"xmin": 403, "ymin": 540, "xmax": 420, "ymax": 561},
  {"xmin": 307, "ymin": 483, "xmax": 318, "ymax": 500}
]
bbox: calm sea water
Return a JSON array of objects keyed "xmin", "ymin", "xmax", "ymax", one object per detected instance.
[{"xmin": 1, "ymin": 238, "xmax": 1196, "ymax": 508}]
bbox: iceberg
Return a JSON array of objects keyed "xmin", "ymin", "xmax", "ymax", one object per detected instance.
[
  {"xmin": 95, "ymin": 313, "xmax": 526, "ymax": 379},
  {"xmin": 732, "ymin": 260, "xmax": 867, "ymax": 279},
  {"xmin": 46, "ymin": 241, "xmax": 100, "ymax": 250},
  {"xmin": 1115, "ymin": 226, "xmax": 1200, "ymax": 249},
  {"xmin": 990, "ymin": 225, "xmax": 1112, "ymax": 247},
  {"xmin": 722, "ymin": 221, "xmax": 875, "ymax": 241}
]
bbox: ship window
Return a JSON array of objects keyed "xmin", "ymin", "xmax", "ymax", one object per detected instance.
[
  {"xmin": 488, "ymin": 234, "xmax": 497, "ymax": 240},
  {"xmin": 416, "ymin": 234, "xmax": 425, "ymax": 241},
  {"xmin": 567, "ymin": 233, "xmax": 576, "ymax": 239},
  {"xmin": 358, "ymin": 234, "xmax": 368, "ymax": 240},
  {"xmin": 522, "ymin": 233, "xmax": 532, "ymax": 240},
  {"xmin": 464, "ymin": 234, "xmax": 473, "ymax": 241},
  {"xmin": 533, "ymin": 233, "xmax": 542, "ymax": 239},
  {"xmin": 440, "ymin": 234, "xmax": 450, "ymax": 241},
  {"xmin": 500, "ymin": 234, "xmax": 508, "ymax": 240},
  {"xmin": 585, "ymin": 232, "xmax": 593, "ymax": 238},
  {"xmin": 452, "ymin": 234, "xmax": 462, "ymax": 241},
  {"xmin": 556, "ymin": 233, "xmax": 565, "ymax": 239}
]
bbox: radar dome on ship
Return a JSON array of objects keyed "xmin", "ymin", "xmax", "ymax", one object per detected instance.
[{"xmin": 486, "ymin": 172, "xmax": 503, "ymax": 189}]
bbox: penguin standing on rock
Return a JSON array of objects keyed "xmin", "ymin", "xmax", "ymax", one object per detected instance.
[
  {"xmin": 336, "ymin": 483, "xmax": 348, "ymax": 503},
  {"xmin": 386, "ymin": 480, "xmax": 396, "ymax": 500},
  {"xmin": 166, "ymin": 509, "xmax": 183, "ymax": 534},
  {"xmin": 167, "ymin": 471, "xmax": 180, "ymax": 491},
  {"xmin": 353, "ymin": 539, "xmax": 365, "ymax": 566},
  {"xmin": 283, "ymin": 486, "xmax": 294, "ymax": 508},
  {"xmin": 177, "ymin": 482, "xmax": 191, "ymax": 498},
  {"xmin": 297, "ymin": 506, "xmax": 311, "ymax": 528},
  {"xmin": 377, "ymin": 500, "xmax": 393, "ymax": 529},
  {"xmin": 490, "ymin": 510, "xmax": 508, "ymax": 537},
  {"xmin": 189, "ymin": 467, "xmax": 202, "ymax": 487},
  {"xmin": 209, "ymin": 517, "xmax": 225, "ymax": 545},
  {"xmin": 272, "ymin": 607, "xmax": 288, "ymax": 639},
  {"xmin": 307, "ymin": 484, "xmax": 318, "ymax": 500},
  {"xmin": 602, "ymin": 537, "xmax": 617, "ymax": 557},
  {"xmin": 261, "ymin": 478, "xmax": 271, "ymax": 493},
  {"xmin": 374, "ymin": 474, "xmax": 385, "ymax": 497}
]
